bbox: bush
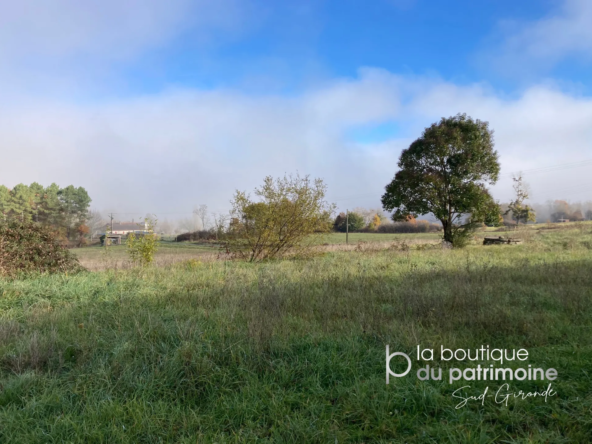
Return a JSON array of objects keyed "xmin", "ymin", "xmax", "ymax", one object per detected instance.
[
  {"xmin": 0, "ymin": 220, "xmax": 84, "ymax": 278},
  {"xmin": 127, "ymin": 218, "xmax": 160, "ymax": 267},
  {"xmin": 176, "ymin": 230, "xmax": 216, "ymax": 242},
  {"xmin": 378, "ymin": 220, "xmax": 441, "ymax": 233},
  {"xmin": 225, "ymin": 174, "xmax": 334, "ymax": 262},
  {"xmin": 334, "ymin": 212, "xmax": 365, "ymax": 232}
]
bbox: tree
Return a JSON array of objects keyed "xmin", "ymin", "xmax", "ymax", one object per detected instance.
[
  {"xmin": 6, "ymin": 184, "xmax": 35, "ymax": 221},
  {"xmin": 334, "ymin": 212, "xmax": 365, "ymax": 232},
  {"xmin": 87, "ymin": 210, "xmax": 105, "ymax": 240},
  {"xmin": 571, "ymin": 209, "xmax": 584, "ymax": 222},
  {"xmin": 159, "ymin": 219, "xmax": 174, "ymax": 235},
  {"xmin": 368, "ymin": 213, "xmax": 382, "ymax": 231},
  {"xmin": 352, "ymin": 207, "xmax": 385, "ymax": 226},
  {"xmin": 0, "ymin": 183, "xmax": 87, "ymax": 234},
  {"xmin": 225, "ymin": 174, "xmax": 335, "ymax": 261},
  {"xmin": 36, "ymin": 183, "xmax": 63, "ymax": 227},
  {"xmin": 333, "ymin": 213, "xmax": 345, "ymax": 232},
  {"xmin": 77, "ymin": 224, "xmax": 90, "ymax": 247},
  {"xmin": 176, "ymin": 218, "xmax": 196, "ymax": 233},
  {"xmin": 586, "ymin": 209, "xmax": 592, "ymax": 221},
  {"xmin": 552, "ymin": 200, "xmax": 570, "ymax": 214},
  {"xmin": 194, "ymin": 204, "xmax": 209, "ymax": 230},
  {"xmin": 381, "ymin": 114, "xmax": 501, "ymax": 247},
  {"xmin": 505, "ymin": 174, "xmax": 536, "ymax": 225},
  {"xmin": 0, "ymin": 186, "xmax": 10, "ymax": 219},
  {"xmin": 212, "ymin": 212, "xmax": 229, "ymax": 240},
  {"xmin": 58, "ymin": 186, "xmax": 91, "ymax": 239}
]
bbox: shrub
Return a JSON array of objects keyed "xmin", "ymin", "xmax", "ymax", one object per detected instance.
[
  {"xmin": 225, "ymin": 174, "xmax": 335, "ymax": 262},
  {"xmin": 176, "ymin": 230, "xmax": 216, "ymax": 242},
  {"xmin": 334, "ymin": 212, "xmax": 365, "ymax": 232},
  {"xmin": 127, "ymin": 218, "xmax": 159, "ymax": 267},
  {"xmin": 0, "ymin": 220, "xmax": 84, "ymax": 278},
  {"xmin": 378, "ymin": 220, "xmax": 441, "ymax": 233}
]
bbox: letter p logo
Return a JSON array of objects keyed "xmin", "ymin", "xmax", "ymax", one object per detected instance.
[{"xmin": 386, "ymin": 345, "xmax": 412, "ymax": 384}]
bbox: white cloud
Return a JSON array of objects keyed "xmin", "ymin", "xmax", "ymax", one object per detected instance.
[
  {"xmin": 0, "ymin": 0, "xmax": 252, "ymax": 98},
  {"xmin": 1, "ymin": 69, "xmax": 591, "ymax": 216},
  {"xmin": 487, "ymin": 0, "xmax": 592, "ymax": 72},
  {"xmin": 0, "ymin": 1, "xmax": 589, "ymax": 219},
  {"xmin": 0, "ymin": 0, "xmax": 246, "ymax": 61},
  {"xmin": 396, "ymin": 79, "xmax": 592, "ymax": 201}
]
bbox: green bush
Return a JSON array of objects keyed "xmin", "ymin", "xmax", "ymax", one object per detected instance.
[
  {"xmin": 127, "ymin": 218, "xmax": 160, "ymax": 267},
  {"xmin": 377, "ymin": 221, "xmax": 441, "ymax": 233},
  {"xmin": 176, "ymin": 230, "xmax": 216, "ymax": 242},
  {"xmin": 334, "ymin": 212, "xmax": 365, "ymax": 232},
  {"xmin": 0, "ymin": 220, "xmax": 84, "ymax": 278},
  {"xmin": 225, "ymin": 174, "xmax": 334, "ymax": 261}
]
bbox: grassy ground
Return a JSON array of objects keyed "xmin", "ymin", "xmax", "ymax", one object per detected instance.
[
  {"xmin": 316, "ymin": 232, "xmax": 442, "ymax": 244},
  {"xmin": 1, "ymin": 225, "xmax": 591, "ymax": 442},
  {"xmin": 72, "ymin": 241, "xmax": 219, "ymax": 271},
  {"xmin": 72, "ymin": 233, "xmax": 443, "ymax": 270}
]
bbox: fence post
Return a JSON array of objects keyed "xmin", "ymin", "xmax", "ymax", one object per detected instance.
[{"xmin": 346, "ymin": 210, "xmax": 349, "ymax": 245}]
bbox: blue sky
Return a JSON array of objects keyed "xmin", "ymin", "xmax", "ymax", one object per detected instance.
[
  {"xmin": 109, "ymin": 0, "xmax": 576, "ymax": 97},
  {"xmin": 1, "ymin": 0, "xmax": 591, "ymax": 218}
]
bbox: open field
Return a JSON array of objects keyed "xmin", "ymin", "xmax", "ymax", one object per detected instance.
[
  {"xmin": 1, "ymin": 224, "xmax": 592, "ymax": 442},
  {"xmin": 315, "ymin": 232, "xmax": 443, "ymax": 244},
  {"xmin": 73, "ymin": 233, "xmax": 445, "ymax": 271},
  {"xmin": 72, "ymin": 242, "xmax": 221, "ymax": 271},
  {"xmin": 73, "ymin": 224, "xmax": 586, "ymax": 271}
]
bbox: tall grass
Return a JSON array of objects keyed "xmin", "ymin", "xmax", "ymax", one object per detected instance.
[{"xmin": 0, "ymin": 226, "xmax": 591, "ymax": 442}]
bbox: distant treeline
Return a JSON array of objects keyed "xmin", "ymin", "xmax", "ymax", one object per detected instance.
[
  {"xmin": 377, "ymin": 220, "xmax": 442, "ymax": 233},
  {"xmin": 500, "ymin": 200, "xmax": 592, "ymax": 224},
  {"xmin": 0, "ymin": 183, "xmax": 91, "ymax": 240}
]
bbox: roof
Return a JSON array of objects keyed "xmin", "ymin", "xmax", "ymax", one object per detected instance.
[{"xmin": 110, "ymin": 222, "xmax": 146, "ymax": 231}]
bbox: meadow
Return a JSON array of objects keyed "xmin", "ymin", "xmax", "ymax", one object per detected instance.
[
  {"xmin": 73, "ymin": 233, "xmax": 444, "ymax": 271},
  {"xmin": 1, "ymin": 224, "xmax": 591, "ymax": 442}
]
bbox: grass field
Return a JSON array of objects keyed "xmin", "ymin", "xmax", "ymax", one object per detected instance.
[
  {"xmin": 316, "ymin": 232, "xmax": 443, "ymax": 244},
  {"xmin": 72, "ymin": 241, "xmax": 220, "ymax": 271},
  {"xmin": 1, "ymin": 224, "xmax": 591, "ymax": 442},
  {"xmin": 73, "ymin": 233, "xmax": 444, "ymax": 271}
]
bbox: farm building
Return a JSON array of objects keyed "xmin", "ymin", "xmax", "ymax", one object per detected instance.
[{"xmin": 109, "ymin": 221, "xmax": 150, "ymax": 235}]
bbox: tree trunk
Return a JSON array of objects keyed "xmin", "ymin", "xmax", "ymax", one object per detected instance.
[{"xmin": 441, "ymin": 219, "xmax": 453, "ymax": 243}]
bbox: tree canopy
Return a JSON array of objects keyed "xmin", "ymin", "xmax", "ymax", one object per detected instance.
[
  {"xmin": 381, "ymin": 114, "xmax": 501, "ymax": 246},
  {"xmin": 334, "ymin": 212, "xmax": 365, "ymax": 232},
  {"xmin": 0, "ymin": 183, "xmax": 91, "ymax": 239}
]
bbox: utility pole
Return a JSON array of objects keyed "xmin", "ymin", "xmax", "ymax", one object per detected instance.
[
  {"xmin": 109, "ymin": 213, "xmax": 114, "ymax": 233},
  {"xmin": 346, "ymin": 209, "xmax": 349, "ymax": 245}
]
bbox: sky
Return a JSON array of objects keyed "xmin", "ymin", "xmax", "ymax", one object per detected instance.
[{"xmin": 1, "ymin": 0, "xmax": 592, "ymax": 220}]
